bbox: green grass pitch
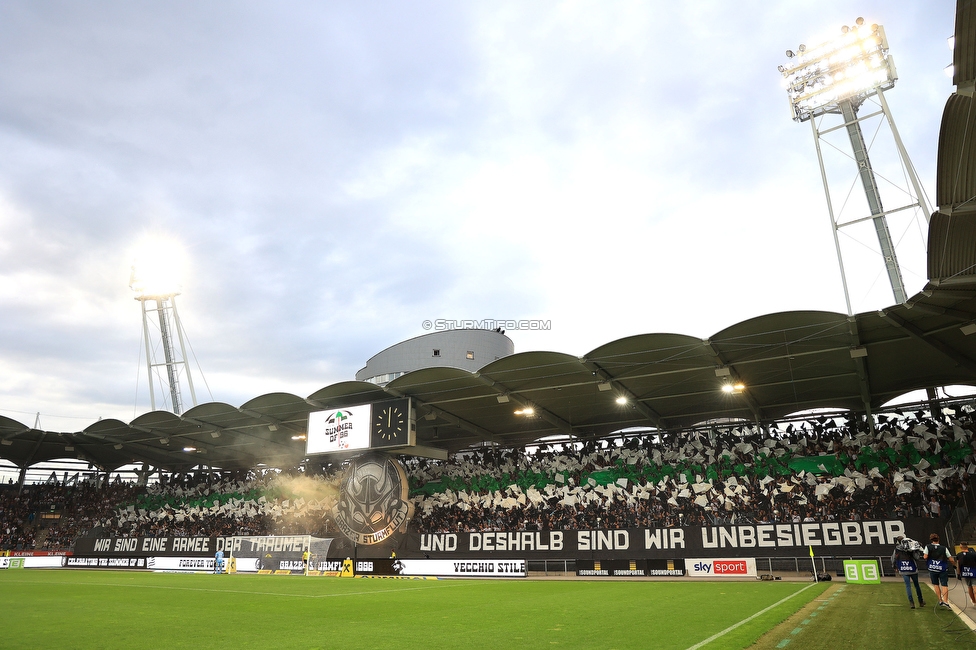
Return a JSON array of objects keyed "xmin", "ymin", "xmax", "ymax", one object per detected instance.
[{"xmin": 0, "ymin": 571, "xmax": 967, "ymax": 649}]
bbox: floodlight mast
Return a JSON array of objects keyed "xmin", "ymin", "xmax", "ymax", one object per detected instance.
[
  {"xmin": 130, "ymin": 270, "xmax": 198, "ymax": 415},
  {"xmin": 779, "ymin": 18, "xmax": 932, "ymax": 313}
]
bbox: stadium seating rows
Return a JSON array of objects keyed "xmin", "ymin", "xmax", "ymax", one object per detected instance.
[
  {"xmin": 0, "ymin": 405, "xmax": 973, "ymax": 550},
  {"xmin": 408, "ymin": 409, "xmax": 974, "ymax": 533}
]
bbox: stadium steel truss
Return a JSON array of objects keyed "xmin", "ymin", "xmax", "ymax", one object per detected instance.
[{"xmin": 2, "ymin": 1, "xmax": 976, "ymax": 477}]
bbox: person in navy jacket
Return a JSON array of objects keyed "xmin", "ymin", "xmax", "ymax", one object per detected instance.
[
  {"xmin": 891, "ymin": 535, "xmax": 925, "ymax": 609},
  {"xmin": 924, "ymin": 533, "xmax": 955, "ymax": 608}
]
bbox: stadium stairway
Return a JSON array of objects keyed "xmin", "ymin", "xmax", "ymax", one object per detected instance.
[
  {"xmin": 947, "ymin": 482, "xmax": 976, "ymax": 547},
  {"xmin": 959, "ymin": 518, "xmax": 976, "ymax": 544},
  {"xmin": 31, "ymin": 525, "xmax": 49, "ymax": 550}
]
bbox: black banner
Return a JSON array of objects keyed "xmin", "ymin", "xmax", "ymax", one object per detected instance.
[
  {"xmin": 402, "ymin": 518, "xmax": 939, "ymax": 560},
  {"xmin": 72, "ymin": 518, "xmax": 942, "ymax": 562},
  {"xmin": 72, "ymin": 535, "xmax": 310, "ymax": 558},
  {"xmin": 74, "ymin": 536, "xmax": 222, "ymax": 557}
]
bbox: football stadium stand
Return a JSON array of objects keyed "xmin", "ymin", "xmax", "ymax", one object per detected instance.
[
  {"xmin": 1, "ymin": 404, "xmax": 974, "ymax": 554},
  {"xmin": 1, "ymin": 0, "xmax": 976, "ymax": 569}
]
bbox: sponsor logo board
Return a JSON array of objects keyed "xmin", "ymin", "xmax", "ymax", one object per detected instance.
[
  {"xmin": 686, "ymin": 558, "xmax": 757, "ymax": 577},
  {"xmin": 575, "ymin": 559, "xmax": 685, "ymax": 577},
  {"xmin": 66, "ymin": 557, "xmax": 145, "ymax": 569},
  {"xmin": 843, "ymin": 560, "xmax": 881, "ymax": 584},
  {"xmin": 394, "ymin": 559, "xmax": 525, "ymax": 577},
  {"xmin": 8, "ymin": 551, "xmax": 69, "ymax": 557},
  {"xmin": 345, "ymin": 558, "xmax": 525, "ymax": 577},
  {"xmin": 147, "ymin": 557, "xmax": 216, "ymax": 571}
]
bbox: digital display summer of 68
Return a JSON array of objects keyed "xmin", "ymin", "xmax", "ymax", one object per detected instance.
[{"xmin": 305, "ymin": 399, "xmax": 412, "ymax": 454}]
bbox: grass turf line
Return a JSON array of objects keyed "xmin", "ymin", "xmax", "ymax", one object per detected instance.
[
  {"xmin": 750, "ymin": 582, "xmax": 968, "ymax": 649},
  {"xmin": 0, "ymin": 571, "xmax": 825, "ymax": 650}
]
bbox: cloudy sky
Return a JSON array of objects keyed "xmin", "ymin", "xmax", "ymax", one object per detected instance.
[{"xmin": 0, "ymin": 1, "xmax": 958, "ymax": 432}]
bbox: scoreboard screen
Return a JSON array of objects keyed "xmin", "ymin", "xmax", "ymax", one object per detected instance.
[{"xmin": 306, "ymin": 399, "xmax": 413, "ymax": 455}]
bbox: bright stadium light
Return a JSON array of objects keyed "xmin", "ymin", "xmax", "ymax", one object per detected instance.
[
  {"xmin": 778, "ymin": 17, "xmax": 932, "ymax": 313},
  {"xmin": 129, "ymin": 235, "xmax": 186, "ymax": 298},
  {"xmin": 128, "ymin": 234, "xmax": 198, "ymax": 416},
  {"xmin": 779, "ymin": 18, "xmax": 896, "ymax": 122}
]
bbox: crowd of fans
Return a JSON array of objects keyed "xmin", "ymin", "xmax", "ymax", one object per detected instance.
[
  {"xmin": 103, "ymin": 470, "xmax": 341, "ymax": 539},
  {"xmin": 41, "ymin": 483, "xmax": 143, "ymax": 549},
  {"xmin": 408, "ymin": 408, "xmax": 975, "ymax": 533},
  {"xmin": 0, "ymin": 487, "xmax": 38, "ymax": 550},
  {"xmin": 0, "ymin": 481, "xmax": 143, "ymax": 551},
  {"xmin": 0, "ymin": 404, "xmax": 974, "ymax": 551}
]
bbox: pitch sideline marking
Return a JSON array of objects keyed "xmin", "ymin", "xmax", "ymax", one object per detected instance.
[
  {"xmin": 774, "ymin": 585, "xmax": 844, "ymax": 648},
  {"xmin": 0, "ymin": 578, "xmax": 453, "ymax": 599},
  {"xmin": 685, "ymin": 582, "xmax": 822, "ymax": 650}
]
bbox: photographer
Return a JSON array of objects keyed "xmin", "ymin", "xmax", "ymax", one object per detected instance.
[{"xmin": 892, "ymin": 535, "xmax": 925, "ymax": 609}]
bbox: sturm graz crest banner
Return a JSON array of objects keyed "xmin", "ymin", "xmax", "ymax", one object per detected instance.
[{"xmin": 332, "ymin": 454, "xmax": 413, "ymax": 545}]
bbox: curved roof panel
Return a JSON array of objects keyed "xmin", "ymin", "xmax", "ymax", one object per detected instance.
[
  {"xmin": 307, "ymin": 381, "xmax": 388, "ymax": 408},
  {"xmin": 3, "ymin": 286, "xmax": 976, "ymax": 468}
]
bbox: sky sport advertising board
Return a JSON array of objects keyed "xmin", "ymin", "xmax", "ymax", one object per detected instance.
[{"xmin": 685, "ymin": 558, "xmax": 758, "ymax": 578}]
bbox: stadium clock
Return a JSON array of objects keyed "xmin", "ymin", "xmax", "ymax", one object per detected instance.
[{"xmin": 370, "ymin": 399, "xmax": 409, "ymax": 448}]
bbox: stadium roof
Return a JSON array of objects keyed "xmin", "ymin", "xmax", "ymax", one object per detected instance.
[
  {"xmin": 2, "ymin": 284, "xmax": 976, "ymax": 473},
  {"xmin": 3, "ymin": 0, "xmax": 976, "ymax": 476}
]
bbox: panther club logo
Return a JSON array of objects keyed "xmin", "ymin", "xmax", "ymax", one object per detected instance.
[{"xmin": 332, "ymin": 455, "xmax": 413, "ymax": 545}]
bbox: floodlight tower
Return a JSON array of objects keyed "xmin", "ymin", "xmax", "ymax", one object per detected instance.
[
  {"xmin": 129, "ymin": 263, "xmax": 197, "ymax": 415},
  {"xmin": 778, "ymin": 17, "xmax": 932, "ymax": 315}
]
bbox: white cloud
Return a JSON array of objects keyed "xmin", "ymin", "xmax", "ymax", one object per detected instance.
[{"xmin": 0, "ymin": 0, "xmax": 958, "ymax": 428}]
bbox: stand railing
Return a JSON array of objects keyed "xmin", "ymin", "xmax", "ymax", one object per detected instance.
[
  {"xmin": 946, "ymin": 478, "xmax": 976, "ymax": 547},
  {"xmin": 526, "ymin": 555, "xmax": 963, "ymax": 578}
]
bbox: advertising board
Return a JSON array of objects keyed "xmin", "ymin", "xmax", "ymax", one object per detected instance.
[
  {"xmin": 575, "ymin": 559, "xmax": 685, "ymax": 577},
  {"xmin": 685, "ymin": 558, "xmax": 757, "ymax": 578},
  {"xmin": 843, "ymin": 559, "xmax": 881, "ymax": 584}
]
